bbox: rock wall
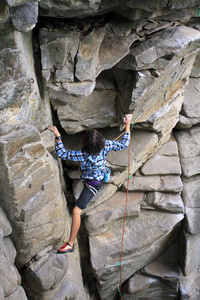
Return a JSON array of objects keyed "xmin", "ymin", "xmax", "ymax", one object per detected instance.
[{"xmin": 0, "ymin": 0, "xmax": 200, "ymax": 299}]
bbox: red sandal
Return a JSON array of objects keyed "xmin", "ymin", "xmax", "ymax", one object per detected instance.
[{"xmin": 57, "ymin": 242, "xmax": 75, "ymax": 254}]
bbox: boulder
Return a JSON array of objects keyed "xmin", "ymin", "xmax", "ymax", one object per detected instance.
[{"xmin": 89, "ymin": 210, "xmax": 183, "ymax": 299}]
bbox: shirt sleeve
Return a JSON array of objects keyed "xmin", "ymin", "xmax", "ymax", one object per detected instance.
[
  {"xmin": 55, "ymin": 141, "xmax": 84, "ymax": 162},
  {"xmin": 105, "ymin": 131, "xmax": 130, "ymax": 153}
]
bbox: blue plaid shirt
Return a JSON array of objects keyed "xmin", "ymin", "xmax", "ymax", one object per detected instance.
[{"xmin": 55, "ymin": 132, "xmax": 130, "ymax": 181}]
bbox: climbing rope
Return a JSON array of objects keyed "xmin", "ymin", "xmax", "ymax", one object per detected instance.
[
  {"xmin": 198, "ymin": 7, "xmax": 200, "ymax": 17},
  {"xmin": 118, "ymin": 134, "xmax": 131, "ymax": 298},
  {"xmin": 110, "ymin": 113, "xmax": 142, "ymax": 298}
]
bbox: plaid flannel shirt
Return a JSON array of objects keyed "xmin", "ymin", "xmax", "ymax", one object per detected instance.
[{"xmin": 55, "ymin": 131, "xmax": 130, "ymax": 181}]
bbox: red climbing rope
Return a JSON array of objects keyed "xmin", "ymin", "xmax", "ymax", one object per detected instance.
[{"xmin": 119, "ymin": 137, "xmax": 131, "ymax": 299}]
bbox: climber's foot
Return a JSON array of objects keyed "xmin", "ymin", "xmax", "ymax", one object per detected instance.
[{"xmin": 57, "ymin": 242, "xmax": 75, "ymax": 254}]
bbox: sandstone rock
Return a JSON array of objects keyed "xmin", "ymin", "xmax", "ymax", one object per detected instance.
[
  {"xmin": 0, "ymin": 245, "xmax": 18, "ymax": 297},
  {"xmin": 180, "ymin": 156, "xmax": 200, "ymax": 177},
  {"xmin": 182, "ymin": 177, "xmax": 200, "ymax": 208},
  {"xmin": 10, "ymin": 2, "xmax": 38, "ymax": 32},
  {"xmin": 146, "ymin": 192, "xmax": 184, "ymax": 213},
  {"xmin": 89, "ymin": 210, "xmax": 183, "ymax": 300},
  {"xmin": 6, "ymin": 0, "xmax": 37, "ymax": 7},
  {"xmin": 3, "ymin": 237, "xmax": 17, "ymax": 265},
  {"xmin": 62, "ymin": 81, "xmax": 96, "ymax": 97},
  {"xmin": 37, "ymin": 245, "xmax": 88, "ymax": 300},
  {"xmin": 181, "ymin": 78, "xmax": 200, "ymax": 119},
  {"xmin": 103, "ymin": 127, "xmax": 158, "ymax": 169},
  {"xmin": 175, "ymin": 125, "xmax": 200, "ymax": 158},
  {"xmin": 117, "ymin": 26, "xmax": 200, "ymax": 70},
  {"xmin": 0, "ymin": 206, "xmax": 12, "ymax": 236},
  {"xmin": 96, "ymin": 33, "xmax": 138, "ymax": 77},
  {"xmin": 40, "ymin": 29, "xmax": 80, "ymax": 83},
  {"xmin": 116, "ymin": 26, "xmax": 199, "ymax": 130},
  {"xmin": 140, "ymin": 154, "xmax": 181, "ymax": 175},
  {"xmin": 179, "ymin": 230, "xmax": 200, "ymax": 276},
  {"xmin": 0, "ymin": 125, "xmax": 68, "ymax": 268},
  {"xmin": 0, "ymin": 1, "xmax": 10, "ymax": 29},
  {"xmin": 50, "ymin": 89, "xmax": 118, "ymax": 134},
  {"xmin": 156, "ymin": 136, "xmax": 179, "ymax": 156},
  {"xmin": 84, "ymin": 192, "xmax": 143, "ymax": 236},
  {"xmin": 5, "ymin": 285, "xmax": 27, "ymax": 300},
  {"xmin": 180, "ymin": 267, "xmax": 200, "ymax": 300},
  {"xmin": 40, "ymin": 129, "xmax": 55, "ymax": 153},
  {"xmin": 190, "ymin": 52, "xmax": 200, "ymax": 77},
  {"xmin": 24, "ymin": 251, "xmax": 69, "ymax": 293},
  {"xmin": 184, "ymin": 207, "xmax": 200, "ymax": 235},
  {"xmin": 177, "ymin": 114, "xmax": 200, "ymax": 129},
  {"xmin": 123, "ymin": 175, "xmax": 183, "ymax": 193},
  {"xmin": 0, "ymin": 29, "xmax": 51, "ymax": 131},
  {"xmin": 175, "ymin": 125, "xmax": 200, "ymax": 177},
  {"xmin": 75, "ymin": 27, "xmax": 106, "ymax": 82},
  {"xmin": 123, "ymin": 261, "xmax": 180, "ymax": 299}
]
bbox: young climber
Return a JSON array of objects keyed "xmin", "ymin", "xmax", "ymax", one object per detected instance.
[{"xmin": 48, "ymin": 114, "xmax": 132, "ymax": 254}]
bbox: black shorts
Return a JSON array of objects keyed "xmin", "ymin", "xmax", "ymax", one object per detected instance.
[{"xmin": 75, "ymin": 180, "xmax": 103, "ymax": 209}]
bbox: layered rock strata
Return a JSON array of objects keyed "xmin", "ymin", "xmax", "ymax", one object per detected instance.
[{"xmin": 0, "ymin": 0, "xmax": 200, "ymax": 299}]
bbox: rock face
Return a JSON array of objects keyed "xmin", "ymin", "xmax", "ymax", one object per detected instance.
[{"xmin": 0, "ymin": 0, "xmax": 200, "ymax": 299}]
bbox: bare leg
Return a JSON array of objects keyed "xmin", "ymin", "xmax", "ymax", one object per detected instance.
[{"xmin": 68, "ymin": 205, "xmax": 82, "ymax": 246}]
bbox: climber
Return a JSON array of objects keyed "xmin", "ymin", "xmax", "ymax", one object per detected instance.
[{"xmin": 48, "ymin": 114, "xmax": 132, "ymax": 254}]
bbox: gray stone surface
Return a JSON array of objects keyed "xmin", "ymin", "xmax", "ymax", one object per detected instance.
[
  {"xmin": 141, "ymin": 154, "xmax": 181, "ymax": 175},
  {"xmin": 185, "ymin": 207, "xmax": 200, "ymax": 235},
  {"xmin": 0, "ymin": 206, "xmax": 12, "ymax": 237},
  {"xmin": 146, "ymin": 192, "xmax": 184, "ymax": 213},
  {"xmin": 24, "ymin": 251, "xmax": 69, "ymax": 293},
  {"xmin": 123, "ymin": 175, "xmax": 183, "ymax": 193},
  {"xmin": 89, "ymin": 210, "xmax": 183, "ymax": 299},
  {"xmin": 123, "ymin": 261, "xmax": 180, "ymax": 299},
  {"xmin": 0, "ymin": 124, "xmax": 68, "ymax": 268},
  {"xmin": 1, "ymin": 2, "xmax": 200, "ymax": 300},
  {"xmin": 179, "ymin": 231, "xmax": 200, "ymax": 276},
  {"xmin": 84, "ymin": 191, "xmax": 143, "ymax": 236},
  {"xmin": 10, "ymin": 2, "xmax": 38, "ymax": 32},
  {"xmin": 180, "ymin": 267, "xmax": 200, "ymax": 300},
  {"xmin": 182, "ymin": 177, "xmax": 200, "ymax": 208}
]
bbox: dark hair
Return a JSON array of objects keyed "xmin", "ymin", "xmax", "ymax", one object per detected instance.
[{"xmin": 81, "ymin": 129, "xmax": 105, "ymax": 155}]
